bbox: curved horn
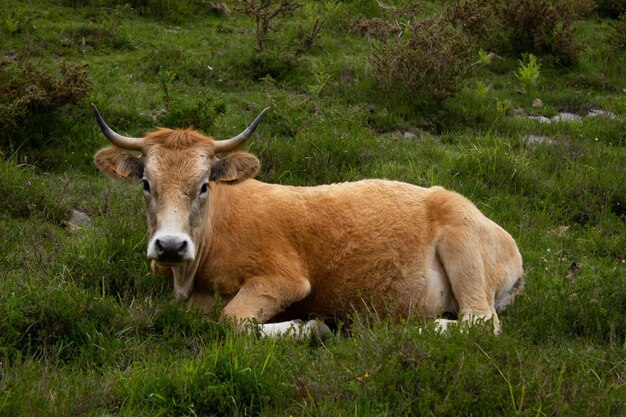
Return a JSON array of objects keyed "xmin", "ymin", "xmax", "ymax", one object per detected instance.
[
  {"xmin": 91, "ymin": 103, "xmax": 144, "ymax": 150},
  {"xmin": 214, "ymin": 107, "xmax": 270, "ymax": 154}
]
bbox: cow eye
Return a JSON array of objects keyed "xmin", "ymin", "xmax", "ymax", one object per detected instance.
[
  {"xmin": 199, "ymin": 182, "xmax": 209, "ymax": 195},
  {"xmin": 142, "ymin": 179, "xmax": 151, "ymax": 193}
]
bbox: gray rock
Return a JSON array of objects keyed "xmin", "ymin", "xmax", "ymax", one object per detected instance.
[
  {"xmin": 66, "ymin": 209, "xmax": 91, "ymax": 231},
  {"xmin": 532, "ymin": 98, "xmax": 543, "ymax": 108},
  {"xmin": 585, "ymin": 109, "xmax": 617, "ymax": 120},
  {"xmin": 403, "ymin": 131, "xmax": 418, "ymax": 141},
  {"xmin": 551, "ymin": 112, "xmax": 582, "ymax": 123},
  {"xmin": 528, "ymin": 116, "xmax": 552, "ymax": 124},
  {"xmin": 524, "ymin": 134, "xmax": 555, "ymax": 145}
]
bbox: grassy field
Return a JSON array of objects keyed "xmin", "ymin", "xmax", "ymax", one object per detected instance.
[{"xmin": 1, "ymin": 0, "xmax": 625, "ymax": 415}]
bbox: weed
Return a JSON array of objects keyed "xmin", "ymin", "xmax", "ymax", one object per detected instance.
[
  {"xmin": 306, "ymin": 61, "xmax": 331, "ymax": 98},
  {"xmin": 515, "ymin": 53, "xmax": 541, "ymax": 94},
  {"xmin": 157, "ymin": 68, "xmax": 176, "ymax": 111}
]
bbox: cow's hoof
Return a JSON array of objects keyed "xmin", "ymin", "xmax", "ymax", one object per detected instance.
[{"xmin": 304, "ymin": 320, "xmax": 331, "ymax": 342}]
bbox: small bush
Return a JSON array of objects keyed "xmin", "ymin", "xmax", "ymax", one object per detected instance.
[
  {"xmin": 0, "ymin": 61, "xmax": 91, "ymax": 150},
  {"xmin": 499, "ymin": 0, "xmax": 583, "ymax": 66},
  {"xmin": 370, "ymin": 14, "xmax": 473, "ymax": 105},
  {"xmin": 444, "ymin": 0, "xmax": 590, "ymax": 66},
  {"xmin": 444, "ymin": 0, "xmax": 505, "ymax": 48}
]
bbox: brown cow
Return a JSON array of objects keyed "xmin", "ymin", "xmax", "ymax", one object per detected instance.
[{"xmin": 92, "ymin": 104, "xmax": 524, "ymax": 338}]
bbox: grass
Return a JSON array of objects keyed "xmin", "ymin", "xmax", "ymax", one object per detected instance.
[{"xmin": 1, "ymin": 0, "xmax": 625, "ymax": 415}]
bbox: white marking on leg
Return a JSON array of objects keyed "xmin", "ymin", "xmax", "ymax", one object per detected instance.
[
  {"xmin": 434, "ymin": 318, "xmax": 458, "ymax": 333},
  {"xmin": 258, "ymin": 320, "xmax": 330, "ymax": 340}
]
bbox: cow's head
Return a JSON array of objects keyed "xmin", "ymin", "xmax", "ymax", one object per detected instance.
[{"xmin": 92, "ymin": 104, "xmax": 268, "ymax": 266}]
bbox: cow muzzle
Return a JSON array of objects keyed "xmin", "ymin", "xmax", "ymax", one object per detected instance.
[{"xmin": 147, "ymin": 233, "xmax": 195, "ymax": 265}]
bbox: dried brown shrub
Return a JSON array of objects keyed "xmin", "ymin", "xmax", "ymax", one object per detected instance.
[
  {"xmin": 352, "ymin": 17, "xmax": 401, "ymax": 40},
  {"xmin": 370, "ymin": 14, "xmax": 473, "ymax": 104}
]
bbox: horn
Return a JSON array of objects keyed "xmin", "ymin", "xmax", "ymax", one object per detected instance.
[
  {"xmin": 214, "ymin": 107, "xmax": 270, "ymax": 154},
  {"xmin": 91, "ymin": 103, "xmax": 144, "ymax": 150}
]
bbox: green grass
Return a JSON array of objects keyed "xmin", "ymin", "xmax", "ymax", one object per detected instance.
[{"xmin": 1, "ymin": 0, "xmax": 625, "ymax": 415}]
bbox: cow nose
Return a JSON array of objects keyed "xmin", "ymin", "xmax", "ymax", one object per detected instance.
[{"xmin": 153, "ymin": 236, "xmax": 190, "ymax": 263}]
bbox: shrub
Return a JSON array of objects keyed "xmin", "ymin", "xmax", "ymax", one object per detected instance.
[
  {"xmin": 444, "ymin": 0, "xmax": 505, "ymax": 49},
  {"xmin": 0, "ymin": 61, "xmax": 91, "ymax": 150},
  {"xmin": 370, "ymin": 14, "xmax": 473, "ymax": 105},
  {"xmin": 608, "ymin": 13, "xmax": 626, "ymax": 54},
  {"xmin": 595, "ymin": 0, "xmax": 626, "ymax": 18},
  {"xmin": 499, "ymin": 0, "xmax": 583, "ymax": 66},
  {"xmin": 351, "ymin": 3, "xmax": 422, "ymax": 40},
  {"xmin": 444, "ymin": 0, "xmax": 591, "ymax": 66}
]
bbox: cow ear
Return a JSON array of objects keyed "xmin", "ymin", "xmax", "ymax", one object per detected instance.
[
  {"xmin": 210, "ymin": 152, "xmax": 260, "ymax": 183},
  {"xmin": 94, "ymin": 146, "xmax": 144, "ymax": 181}
]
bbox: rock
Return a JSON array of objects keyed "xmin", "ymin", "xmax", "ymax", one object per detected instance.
[
  {"xmin": 585, "ymin": 109, "xmax": 617, "ymax": 120},
  {"xmin": 528, "ymin": 115, "xmax": 551, "ymax": 124},
  {"xmin": 532, "ymin": 98, "xmax": 543, "ymax": 108},
  {"xmin": 524, "ymin": 134, "xmax": 555, "ymax": 145},
  {"xmin": 66, "ymin": 209, "xmax": 92, "ymax": 231},
  {"xmin": 513, "ymin": 107, "xmax": 527, "ymax": 116},
  {"xmin": 403, "ymin": 131, "xmax": 418, "ymax": 141},
  {"xmin": 551, "ymin": 112, "xmax": 582, "ymax": 123}
]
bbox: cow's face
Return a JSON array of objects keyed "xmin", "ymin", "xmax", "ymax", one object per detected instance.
[{"xmin": 92, "ymin": 105, "xmax": 266, "ymax": 266}]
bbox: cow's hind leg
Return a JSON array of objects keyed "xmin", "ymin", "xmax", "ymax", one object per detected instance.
[{"xmin": 436, "ymin": 237, "xmax": 501, "ymax": 334}]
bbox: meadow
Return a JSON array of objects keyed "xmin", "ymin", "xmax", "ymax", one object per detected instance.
[{"xmin": 0, "ymin": 0, "xmax": 625, "ymax": 415}]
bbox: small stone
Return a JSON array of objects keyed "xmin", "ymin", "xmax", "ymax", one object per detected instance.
[
  {"xmin": 403, "ymin": 131, "xmax": 418, "ymax": 141},
  {"xmin": 66, "ymin": 209, "xmax": 91, "ymax": 231},
  {"xmin": 528, "ymin": 115, "xmax": 551, "ymax": 124},
  {"xmin": 585, "ymin": 109, "xmax": 617, "ymax": 120},
  {"xmin": 532, "ymin": 98, "xmax": 543, "ymax": 107},
  {"xmin": 512, "ymin": 107, "xmax": 526, "ymax": 116},
  {"xmin": 524, "ymin": 134, "xmax": 555, "ymax": 145},
  {"xmin": 551, "ymin": 112, "xmax": 582, "ymax": 123}
]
